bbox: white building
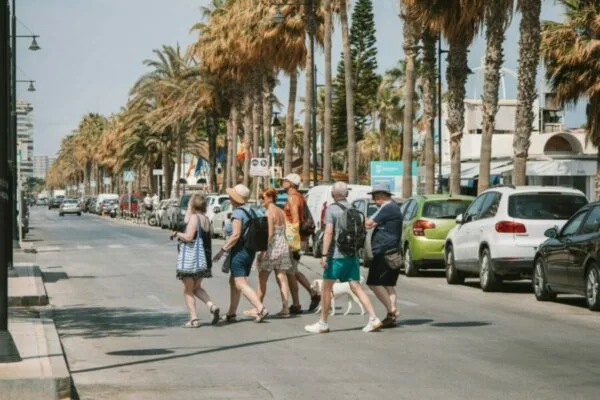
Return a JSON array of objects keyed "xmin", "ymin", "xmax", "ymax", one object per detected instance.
[
  {"xmin": 440, "ymin": 92, "xmax": 597, "ymax": 200},
  {"xmin": 33, "ymin": 155, "xmax": 54, "ymax": 179},
  {"xmin": 17, "ymin": 100, "xmax": 34, "ymax": 181}
]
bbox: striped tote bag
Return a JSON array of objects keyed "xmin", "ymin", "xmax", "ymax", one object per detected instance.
[{"xmin": 176, "ymin": 216, "xmax": 207, "ymax": 274}]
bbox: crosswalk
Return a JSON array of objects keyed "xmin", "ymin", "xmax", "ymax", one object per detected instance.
[{"xmin": 36, "ymin": 242, "xmax": 174, "ymax": 253}]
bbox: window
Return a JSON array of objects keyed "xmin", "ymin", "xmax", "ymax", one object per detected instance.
[
  {"xmin": 479, "ymin": 192, "xmax": 502, "ymax": 219},
  {"xmin": 403, "ymin": 200, "xmax": 417, "ymax": 221},
  {"xmin": 508, "ymin": 193, "xmax": 588, "ymax": 220},
  {"xmin": 561, "ymin": 211, "xmax": 588, "ymax": 237},
  {"xmin": 464, "ymin": 194, "xmax": 488, "ymax": 222},
  {"xmin": 422, "ymin": 199, "xmax": 472, "ymax": 219},
  {"xmin": 581, "ymin": 207, "xmax": 600, "ymax": 235},
  {"xmin": 367, "ymin": 202, "xmax": 380, "ymax": 218}
]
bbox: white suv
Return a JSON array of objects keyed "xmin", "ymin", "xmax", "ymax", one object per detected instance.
[{"xmin": 444, "ymin": 186, "xmax": 588, "ymax": 292}]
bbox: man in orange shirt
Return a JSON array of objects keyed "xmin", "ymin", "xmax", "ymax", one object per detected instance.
[{"xmin": 282, "ymin": 174, "xmax": 321, "ymax": 314}]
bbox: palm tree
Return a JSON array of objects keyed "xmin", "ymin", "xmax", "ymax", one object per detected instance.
[
  {"xmin": 340, "ymin": 0, "xmax": 358, "ymax": 183},
  {"xmin": 478, "ymin": 0, "xmax": 513, "ymax": 194},
  {"xmin": 420, "ymin": 29, "xmax": 437, "ymax": 194},
  {"xmin": 541, "ymin": 0, "xmax": 600, "ymax": 197},
  {"xmin": 513, "ymin": 0, "xmax": 542, "ymax": 186},
  {"xmin": 323, "ymin": 0, "xmax": 333, "ymax": 182},
  {"xmin": 376, "ymin": 66, "xmax": 404, "ymax": 160}
]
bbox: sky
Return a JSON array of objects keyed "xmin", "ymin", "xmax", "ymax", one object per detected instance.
[{"xmin": 16, "ymin": 0, "xmax": 584, "ymax": 157}]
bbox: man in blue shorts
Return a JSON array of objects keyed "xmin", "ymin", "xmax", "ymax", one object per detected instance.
[{"xmin": 304, "ymin": 182, "xmax": 382, "ymax": 333}]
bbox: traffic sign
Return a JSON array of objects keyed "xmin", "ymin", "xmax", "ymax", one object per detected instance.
[
  {"xmin": 103, "ymin": 177, "xmax": 112, "ymax": 185},
  {"xmin": 90, "ymin": 180, "xmax": 96, "ymax": 188},
  {"xmin": 123, "ymin": 170, "xmax": 135, "ymax": 182},
  {"xmin": 250, "ymin": 158, "xmax": 269, "ymax": 177},
  {"xmin": 152, "ymin": 169, "xmax": 164, "ymax": 176}
]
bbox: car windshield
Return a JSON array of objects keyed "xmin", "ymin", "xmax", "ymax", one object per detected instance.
[
  {"xmin": 422, "ymin": 200, "xmax": 471, "ymax": 219},
  {"xmin": 64, "ymin": 199, "xmax": 78, "ymax": 205},
  {"xmin": 508, "ymin": 193, "xmax": 588, "ymax": 220},
  {"xmin": 180, "ymin": 195, "xmax": 191, "ymax": 209}
]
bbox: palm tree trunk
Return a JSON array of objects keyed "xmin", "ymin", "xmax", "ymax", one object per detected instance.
[
  {"xmin": 207, "ymin": 112, "xmax": 218, "ymax": 193},
  {"xmin": 284, "ymin": 70, "xmax": 298, "ymax": 175},
  {"xmin": 513, "ymin": 0, "xmax": 541, "ymax": 186},
  {"xmin": 401, "ymin": 9, "xmax": 419, "ymax": 198},
  {"xmin": 422, "ymin": 29, "xmax": 437, "ymax": 195},
  {"xmin": 303, "ymin": 49, "xmax": 314, "ymax": 187},
  {"xmin": 479, "ymin": 2, "xmax": 508, "ymax": 194},
  {"xmin": 379, "ymin": 119, "xmax": 387, "ymax": 160},
  {"xmin": 340, "ymin": 0, "xmax": 357, "ymax": 183},
  {"xmin": 231, "ymin": 101, "xmax": 240, "ymax": 185},
  {"xmin": 225, "ymin": 111, "xmax": 233, "ymax": 189},
  {"xmin": 175, "ymin": 131, "xmax": 182, "ymax": 198},
  {"xmin": 446, "ymin": 38, "xmax": 470, "ymax": 195},
  {"xmin": 262, "ymin": 75, "xmax": 272, "ymax": 168},
  {"xmin": 323, "ymin": 0, "xmax": 333, "ymax": 183},
  {"xmin": 242, "ymin": 92, "xmax": 253, "ymax": 188},
  {"xmin": 252, "ymin": 86, "xmax": 262, "ymax": 194}
]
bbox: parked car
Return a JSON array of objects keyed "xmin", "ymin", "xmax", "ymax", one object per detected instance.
[
  {"xmin": 100, "ymin": 199, "xmax": 118, "ymax": 215},
  {"xmin": 400, "ymin": 194, "xmax": 474, "ymax": 276},
  {"xmin": 59, "ymin": 198, "xmax": 82, "ymax": 216},
  {"xmin": 48, "ymin": 197, "xmax": 62, "ymax": 210},
  {"xmin": 445, "ymin": 185, "xmax": 588, "ymax": 292},
  {"xmin": 212, "ymin": 199, "xmax": 232, "ymax": 238},
  {"xmin": 206, "ymin": 194, "xmax": 230, "ymax": 220},
  {"xmin": 164, "ymin": 194, "xmax": 191, "ymax": 231},
  {"xmin": 119, "ymin": 193, "xmax": 142, "ymax": 214},
  {"xmin": 533, "ymin": 202, "xmax": 600, "ymax": 310},
  {"xmin": 36, "ymin": 198, "xmax": 48, "ymax": 206},
  {"xmin": 83, "ymin": 197, "xmax": 96, "ymax": 213}
]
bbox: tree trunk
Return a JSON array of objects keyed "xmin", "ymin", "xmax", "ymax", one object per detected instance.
[
  {"xmin": 479, "ymin": 2, "xmax": 508, "ymax": 194},
  {"xmin": 401, "ymin": 9, "xmax": 419, "ymax": 198},
  {"xmin": 323, "ymin": 0, "xmax": 333, "ymax": 183},
  {"xmin": 262, "ymin": 75, "xmax": 272, "ymax": 168},
  {"xmin": 243, "ymin": 92, "xmax": 252, "ymax": 188},
  {"xmin": 175, "ymin": 131, "xmax": 182, "ymax": 198},
  {"xmin": 284, "ymin": 70, "xmax": 298, "ymax": 175},
  {"xmin": 340, "ymin": 1, "xmax": 357, "ymax": 183},
  {"xmin": 446, "ymin": 38, "xmax": 470, "ymax": 195},
  {"xmin": 422, "ymin": 30, "xmax": 437, "ymax": 195},
  {"xmin": 252, "ymin": 86, "xmax": 262, "ymax": 194},
  {"xmin": 231, "ymin": 101, "xmax": 240, "ymax": 185},
  {"xmin": 379, "ymin": 119, "xmax": 386, "ymax": 160},
  {"xmin": 303, "ymin": 48, "xmax": 313, "ymax": 187},
  {"xmin": 513, "ymin": 0, "xmax": 541, "ymax": 186},
  {"xmin": 207, "ymin": 112, "xmax": 218, "ymax": 193},
  {"xmin": 225, "ymin": 111, "xmax": 233, "ymax": 190}
]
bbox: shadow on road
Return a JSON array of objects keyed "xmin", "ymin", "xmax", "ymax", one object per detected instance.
[
  {"xmin": 54, "ymin": 306, "xmax": 187, "ymax": 339},
  {"xmin": 43, "ymin": 270, "xmax": 124, "ymax": 283}
]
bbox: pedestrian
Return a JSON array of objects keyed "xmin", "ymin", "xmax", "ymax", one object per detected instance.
[
  {"xmin": 245, "ymin": 188, "xmax": 293, "ymax": 318},
  {"xmin": 213, "ymin": 184, "xmax": 269, "ymax": 323},
  {"xmin": 282, "ymin": 173, "xmax": 321, "ymax": 314},
  {"xmin": 305, "ymin": 182, "xmax": 382, "ymax": 333},
  {"xmin": 365, "ymin": 182, "xmax": 402, "ymax": 328},
  {"xmin": 171, "ymin": 194, "xmax": 220, "ymax": 328}
]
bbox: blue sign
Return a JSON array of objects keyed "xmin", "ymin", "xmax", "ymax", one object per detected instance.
[{"xmin": 370, "ymin": 161, "xmax": 418, "ymax": 196}]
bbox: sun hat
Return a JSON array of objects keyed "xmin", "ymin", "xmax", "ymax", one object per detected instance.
[
  {"xmin": 283, "ymin": 173, "xmax": 301, "ymax": 187},
  {"xmin": 226, "ymin": 184, "xmax": 250, "ymax": 205},
  {"xmin": 368, "ymin": 182, "xmax": 392, "ymax": 195}
]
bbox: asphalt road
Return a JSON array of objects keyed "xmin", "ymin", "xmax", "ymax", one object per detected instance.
[{"xmin": 22, "ymin": 207, "xmax": 600, "ymax": 400}]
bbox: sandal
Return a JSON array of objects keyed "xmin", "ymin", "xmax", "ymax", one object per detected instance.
[
  {"xmin": 210, "ymin": 305, "xmax": 220, "ymax": 325},
  {"xmin": 183, "ymin": 319, "xmax": 201, "ymax": 328},
  {"xmin": 221, "ymin": 313, "xmax": 237, "ymax": 324},
  {"xmin": 243, "ymin": 308, "xmax": 258, "ymax": 317},
  {"xmin": 255, "ymin": 308, "xmax": 269, "ymax": 323}
]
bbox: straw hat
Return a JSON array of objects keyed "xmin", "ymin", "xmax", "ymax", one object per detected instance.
[{"xmin": 226, "ymin": 184, "xmax": 250, "ymax": 205}]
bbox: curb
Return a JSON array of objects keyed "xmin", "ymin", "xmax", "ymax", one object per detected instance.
[{"xmin": 8, "ymin": 264, "xmax": 49, "ymax": 307}]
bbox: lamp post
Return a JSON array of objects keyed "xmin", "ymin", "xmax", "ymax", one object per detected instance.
[
  {"xmin": 271, "ymin": 112, "xmax": 281, "ymax": 187},
  {"xmin": 437, "ymin": 34, "xmax": 448, "ymax": 194},
  {"xmin": 273, "ymin": 1, "xmax": 318, "ymax": 187}
]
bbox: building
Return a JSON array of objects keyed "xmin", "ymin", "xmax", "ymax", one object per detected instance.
[
  {"xmin": 17, "ymin": 100, "xmax": 34, "ymax": 181},
  {"xmin": 440, "ymin": 90, "xmax": 597, "ymax": 200},
  {"xmin": 33, "ymin": 155, "xmax": 55, "ymax": 179}
]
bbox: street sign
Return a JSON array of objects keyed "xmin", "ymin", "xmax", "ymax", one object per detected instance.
[
  {"xmin": 152, "ymin": 169, "xmax": 164, "ymax": 176},
  {"xmin": 370, "ymin": 161, "xmax": 418, "ymax": 196},
  {"xmin": 250, "ymin": 158, "xmax": 269, "ymax": 177},
  {"xmin": 123, "ymin": 170, "xmax": 135, "ymax": 182},
  {"xmin": 90, "ymin": 180, "xmax": 96, "ymax": 188},
  {"xmin": 78, "ymin": 183, "xmax": 84, "ymax": 190},
  {"xmin": 103, "ymin": 177, "xmax": 112, "ymax": 185}
]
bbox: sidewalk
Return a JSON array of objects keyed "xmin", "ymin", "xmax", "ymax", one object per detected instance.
[{"xmin": 8, "ymin": 263, "xmax": 48, "ymax": 307}]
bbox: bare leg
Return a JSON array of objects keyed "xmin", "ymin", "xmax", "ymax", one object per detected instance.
[
  {"xmin": 350, "ymin": 281, "xmax": 378, "ymax": 319},
  {"xmin": 234, "ymin": 277, "xmax": 265, "ymax": 311},
  {"xmin": 296, "ymin": 271, "xmax": 317, "ymax": 297},
  {"xmin": 386, "ymin": 286, "xmax": 398, "ymax": 314},
  {"xmin": 369, "ymin": 285, "xmax": 394, "ymax": 313},
  {"xmin": 287, "ymin": 271, "xmax": 301, "ymax": 308},
  {"xmin": 228, "ymin": 275, "xmax": 241, "ymax": 315},
  {"xmin": 319, "ymin": 280, "xmax": 335, "ymax": 323},
  {"xmin": 194, "ymin": 279, "xmax": 215, "ymax": 309},
  {"xmin": 276, "ymin": 270, "xmax": 290, "ymax": 312},
  {"xmin": 183, "ymin": 277, "xmax": 198, "ymax": 321},
  {"xmin": 257, "ymin": 270, "xmax": 271, "ymax": 303}
]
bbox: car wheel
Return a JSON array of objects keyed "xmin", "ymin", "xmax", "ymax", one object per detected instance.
[
  {"xmin": 148, "ymin": 216, "xmax": 157, "ymax": 227},
  {"xmin": 404, "ymin": 246, "xmax": 418, "ymax": 277},
  {"xmin": 445, "ymin": 244, "xmax": 465, "ymax": 285},
  {"xmin": 585, "ymin": 264, "xmax": 600, "ymax": 311},
  {"xmin": 59, "ymin": 213, "xmax": 64, "ymax": 217},
  {"xmin": 533, "ymin": 258, "xmax": 556, "ymax": 301},
  {"xmin": 77, "ymin": 212, "xmax": 82, "ymax": 216},
  {"xmin": 479, "ymin": 248, "xmax": 501, "ymax": 292}
]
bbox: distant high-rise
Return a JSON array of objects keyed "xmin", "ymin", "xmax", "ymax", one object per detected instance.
[
  {"xmin": 17, "ymin": 100, "xmax": 34, "ymax": 181},
  {"xmin": 33, "ymin": 155, "xmax": 54, "ymax": 179}
]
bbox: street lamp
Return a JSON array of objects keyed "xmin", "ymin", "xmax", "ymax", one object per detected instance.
[
  {"xmin": 272, "ymin": 1, "xmax": 318, "ymax": 187},
  {"xmin": 17, "ymin": 80, "xmax": 35, "ymax": 92}
]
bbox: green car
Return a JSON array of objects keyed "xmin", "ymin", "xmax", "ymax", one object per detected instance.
[{"xmin": 401, "ymin": 194, "xmax": 474, "ymax": 276}]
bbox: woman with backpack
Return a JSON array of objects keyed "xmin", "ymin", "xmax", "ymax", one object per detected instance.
[
  {"xmin": 213, "ymin": 184, "xmax": 269, "ymax": 323},
  {"xmin": 171, "ymin": 194, "xmax": 220, "ymax": 328}
]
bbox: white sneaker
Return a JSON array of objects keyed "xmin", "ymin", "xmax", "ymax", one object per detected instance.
[
  {"xmin": 362, "ymin": 318, "xmax": 383, "ymax": 333},
  {"xmin": 304, "ymin": 321, "xmax": 330, "ymax": 334}
]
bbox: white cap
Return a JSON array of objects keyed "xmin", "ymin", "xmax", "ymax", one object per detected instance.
[
  {"xmin": 332, "ymin": 181, "xmax": 349, "ymax": 198},
  {"xmin": 284, "ymin": 173, "xmax": 301, "ymax": 187}
]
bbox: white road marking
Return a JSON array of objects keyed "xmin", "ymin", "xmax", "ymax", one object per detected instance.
[
  {"xmin": 397, "ymin": 300, "xmax": 419, "ymax": 307},
  {"xmin": 76, "ymin": 245, "xmax": 93, "ymax": 250},
  {"xmin": 107, "ymin": 244, "xmax": 125, "ymax": 249},
  {"xmin": 36, "ymin": 246, "xmax": 61, "ymax": 252}
]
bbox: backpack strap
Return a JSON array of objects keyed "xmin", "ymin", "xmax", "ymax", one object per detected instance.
[
  {"xmin": 237, "ymin": 206, "xmax": 254, "ymax": 238},
  {"xmin": 333, "ymin": 202, "xmax": 347, "ymax": 211}
]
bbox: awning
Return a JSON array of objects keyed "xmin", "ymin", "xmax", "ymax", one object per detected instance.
[
  {"xmin": 487, "ymin": 159, "xmax": 597, "ymax": 176},
  {"xmin": 442, "ymin": 161, "xmax": 513, "ymax": 179}
]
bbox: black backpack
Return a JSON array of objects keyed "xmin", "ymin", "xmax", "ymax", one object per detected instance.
[
  {"xmin": 239, "ymin": 207, "xmax": 269, "ymax": 252},
  {"xmin": 333, "ymin": 202, "xmax": 366, "ymax": 256},
  {"xmin": 300, "ymin": 201, "xmax": 316, "ymax": 237}
]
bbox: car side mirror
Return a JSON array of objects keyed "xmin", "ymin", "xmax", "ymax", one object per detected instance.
[
  {"xmin": 455, "ymin": 214, "xmax": 463, "ymax": 224},
  {"xmin": 544, "ymin": 227, "xmax": 558, "ymax": 239}
]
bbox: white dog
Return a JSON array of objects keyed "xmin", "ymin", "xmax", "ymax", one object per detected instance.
[{"xmin": 310, "ymin": 277, "xmax": 365, "ymax": 316}]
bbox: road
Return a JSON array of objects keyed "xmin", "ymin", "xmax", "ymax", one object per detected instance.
[{"xmin": 22, "ymin": 207, "xmax": 600, "ymax": 400}]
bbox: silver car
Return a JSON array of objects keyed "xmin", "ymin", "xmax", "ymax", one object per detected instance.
[{"xmin": 59, "ymin": 198, "xmax": 82, "ymax": 216}]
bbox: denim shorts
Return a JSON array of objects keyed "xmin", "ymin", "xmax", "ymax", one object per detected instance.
[{"xmin": 230, "ymin": 247, "xmax": 255, "ymax": 278}]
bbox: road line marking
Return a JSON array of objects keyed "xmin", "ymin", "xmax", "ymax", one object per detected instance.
[
  {"xmin": 107, "ymin": 244, "xmax": 125, "ymax": 249},
  {"xmin": 36, "ymin": 246, "xmax": 61, "ymax": 252},
  {"xmin": 397, "ymin": 300, "xmax": 419, "ymax": 307},
  {"xmin": 76, "ymin": 245, "xmax": 93, "ymax": 250}
]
